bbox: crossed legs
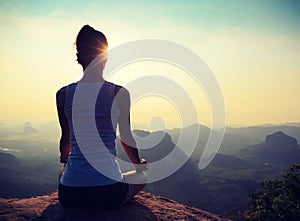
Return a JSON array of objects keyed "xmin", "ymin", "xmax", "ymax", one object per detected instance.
[{"xmin": 58, "ymin": 165, "xmax": 147, "ymax": 206}]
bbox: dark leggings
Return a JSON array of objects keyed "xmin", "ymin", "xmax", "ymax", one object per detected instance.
[{"xmin": 58, "ymin": 182, "xmax": 129, "ymax": 209}]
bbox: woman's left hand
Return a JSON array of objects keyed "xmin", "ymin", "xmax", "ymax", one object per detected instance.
[{"xmin": 135, "ymin": 158, "xmax": 148, "ymax": 171}]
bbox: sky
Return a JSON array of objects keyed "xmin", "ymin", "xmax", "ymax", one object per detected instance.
[{"xmin": 0, "ymin": 0, "xmax": 299, "ymax": 129}]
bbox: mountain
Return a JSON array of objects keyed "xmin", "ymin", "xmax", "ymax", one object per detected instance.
[
  {"xmin": 23, "ymin": 122, "xmax": 38, "ymax": 134},
  {"xmin": 282, "ymin": 122, "xmax": 300, "ymax": 127},
  {"xmin": 0, "ymin": 191, "xmax": 230, "ymax": 221},
  {"xmin": 0, "ymin": 151, "xmax": 59, "ymax": 198},
  {"xmin": 116, "ymin": 130, "xmax": 188, "ymax": 172},
  {"xmin": 238, "ymin": 131, "xmax": 300, "ymax": 166},
  {"xmin": 226, "ymin": 125, "xmax": 300, "ymax": 143},
  {"xmin": 0, "ymin": 152, "xmax": 19, "ymax": 167},
  {"xmin": 205, "ymin": 153, "xmax": 248, "ymax": 169},
  {"xmin": 1, "ymin": 123, "xmax": 300, "ymax": 219},
  {"xmin": 168, "ymin": 124, "xmax": 264, "ymax": 157}
]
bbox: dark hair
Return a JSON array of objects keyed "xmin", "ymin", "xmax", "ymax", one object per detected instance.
[{"xmin": 75, "ymin": 25, "xmax": 108, "ymax": 68}]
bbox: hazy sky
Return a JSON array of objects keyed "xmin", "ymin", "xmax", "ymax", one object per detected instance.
[{"xmin": 0, "ymin": 0, "xmax": 299, "ymax": 129}]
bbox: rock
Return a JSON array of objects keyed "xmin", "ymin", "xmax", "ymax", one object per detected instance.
[{"xmin": 0, "ymin": 191, "xmax": 230, "ymax": 221}]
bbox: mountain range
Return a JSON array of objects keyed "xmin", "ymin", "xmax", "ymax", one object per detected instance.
[{"xmin": 0, "ymin": 122, "xmax": 299, "ymax": 218}]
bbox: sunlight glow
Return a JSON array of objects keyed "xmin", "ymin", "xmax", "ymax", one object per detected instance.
[{"xmin": 0, "ymin": 1, "xmax": 299, "ymax": 127}]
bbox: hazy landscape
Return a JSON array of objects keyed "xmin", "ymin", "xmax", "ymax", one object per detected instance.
[
  {"xmin": 1, "ymin": 1, "xmax": 299, "ymax": 220},
  {"xmin": 1, "ymin": 121, "xmax": 299, "ymax": 218}
]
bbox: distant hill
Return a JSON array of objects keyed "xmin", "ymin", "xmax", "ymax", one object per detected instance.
[
  {"xmin": 282, "ymin": 122, "xmax": 300, "ymax": 127},
  {"xmin": 0, "ymin": 152, "xmax": 19, "ymax": 167},
  {"xmin": 167, "ymin": 123, "xmax": 300, "ymax": 156},
  {"xmin": 0, "ymin": 151, "xmax": 59, "ymax": 198},
  {"xmin": 226, "ymin": 125, "xmax": 300, "ymax": 143},
  {"xmin": 168, "ymin": 124, "xmax": 259, "ymax": 157},
  {"xmin": 206, "ymin": 153, "xmax": 248, "ymax": 169},
  {"xmin": 238, "ymin": 131, "xmax": 300, "ymax": 166},
  {"xmin": 117, "ymin": 130, "xmax": 188, "ymax": 172}
]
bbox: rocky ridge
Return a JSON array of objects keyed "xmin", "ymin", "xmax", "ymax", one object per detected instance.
[{"xmin": 0, "ymin": 191, "xmax": 230, "ymax": 221}]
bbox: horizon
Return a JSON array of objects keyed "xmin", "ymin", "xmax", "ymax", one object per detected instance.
[
  {"xmin": 0, "ymin": 0, "xmax": 300, "ymax": 128},
  {"xmin": 1, "ymin": 119, "xmax": 300, "ymax": 132}
]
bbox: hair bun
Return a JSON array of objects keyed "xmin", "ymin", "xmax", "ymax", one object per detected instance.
[{"xmin": 75, "ymin": 25, "xmax": 108, "ymax": 67}]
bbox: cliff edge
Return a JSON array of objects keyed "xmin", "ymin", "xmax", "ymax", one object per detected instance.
[{"xmin": 0, "ymin": 191, "xmax": 230, "ymax": 221}]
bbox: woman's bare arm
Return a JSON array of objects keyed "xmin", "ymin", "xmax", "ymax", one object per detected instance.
[
  {"xmin": 56, "ymin": 87, "xmax": 71, "ymax": 164},
  {"xmin": 115, "ymin": 86, "xmax": 147, "ymax": 170}
]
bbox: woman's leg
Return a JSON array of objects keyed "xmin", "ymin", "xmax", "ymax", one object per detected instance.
[{"xmin": 121, "ymin": 170, "xmax": 147, "ymax": 205}]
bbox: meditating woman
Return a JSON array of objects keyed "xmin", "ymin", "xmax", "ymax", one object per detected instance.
[{"xmin": 56, "ymin": 25, "xmax": 147, "ymax": 208}]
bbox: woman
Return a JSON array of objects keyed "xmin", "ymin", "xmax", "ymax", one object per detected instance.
[{"xmin": 56, "ymin": 25, "xmax": 147, "ymax": 208}]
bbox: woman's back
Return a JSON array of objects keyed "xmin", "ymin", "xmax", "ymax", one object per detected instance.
[{"xmin": 60, "ymin": 81, "xmax": 122, "ymax": 187}]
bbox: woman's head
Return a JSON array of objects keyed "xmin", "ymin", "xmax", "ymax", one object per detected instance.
[{"xmin": 76, "ymin": 25, "xmax": 108, "ymax": 69}]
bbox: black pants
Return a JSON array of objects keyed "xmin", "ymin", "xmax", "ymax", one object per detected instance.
[{"xmin": 58, "ymin": 182, "xmax": 129, "ymax": 209}]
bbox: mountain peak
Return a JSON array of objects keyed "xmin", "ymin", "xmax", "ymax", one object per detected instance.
[
  {"xmin": 239, "ymin": 131, "xmax": 300, "ymax": 165},
  {"xmin": 0, "ymin": 191, "xmax": 230, "ymax": 221},
  {"xmin": 266, "ymin": 131, "xmax": 297, "ymax": 147}
]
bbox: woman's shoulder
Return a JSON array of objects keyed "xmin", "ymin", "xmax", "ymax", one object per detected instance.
[
  {"xmin": 113, "ymin": 84, "xmax": 123, "ymax": 95},
  {"xmin": 112, "ymin": 84, "xmax": 130, "ymax": 98},
  {"xmin": 56, "ymin": 86, "xmax": 67, "ymax": 104},
  {"xmin": 57, "ymin": 86, "xmax": 67, "ymax": 92},
  {"xmin": 56, "ymin": 83, "xmax": 77, "ymax": 97},
  {"xmin": 104, "ymin": 81, "xmax": 127, "ymax": 96},
  {"xmin": 56, "ymin": 86, "xmax": 66, "ymax": 95}
]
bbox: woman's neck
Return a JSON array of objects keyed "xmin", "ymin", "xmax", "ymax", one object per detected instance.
[
  {"xmin": 79, "ymin": 70, "xmax": 105, "ymax": 83},
  {"xmin": 79, "ymin": 55, "xmax": 107, "ymax": 83}
]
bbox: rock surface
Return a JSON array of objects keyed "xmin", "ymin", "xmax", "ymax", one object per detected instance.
[{"xmin": 0, "ymin": 191, "xmax": 230, "ymax": 221}]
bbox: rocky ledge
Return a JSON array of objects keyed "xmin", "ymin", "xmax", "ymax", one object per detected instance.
[{"xmin": 0, "ymin": 191, "xmax": 230, "ymax": 221}]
